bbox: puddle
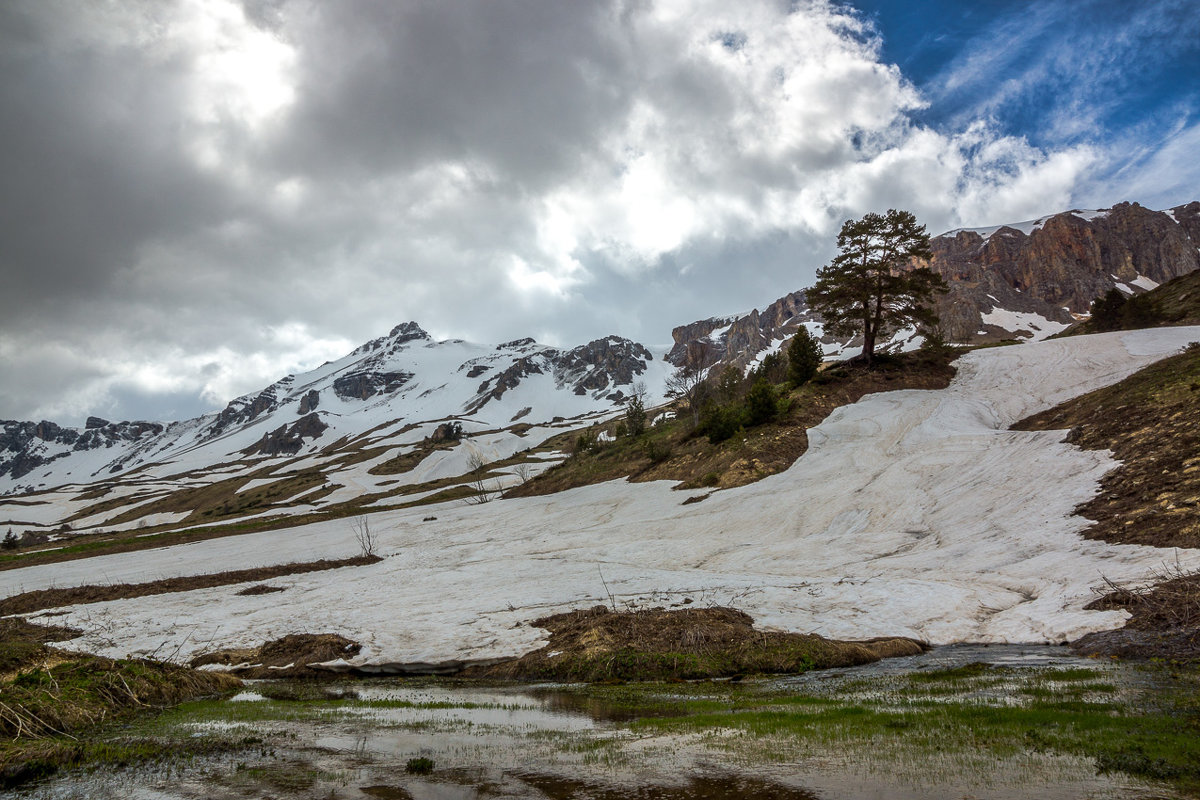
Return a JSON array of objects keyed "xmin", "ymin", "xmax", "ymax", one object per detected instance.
[{"xmin": 13, "ymin": 645, "xmax": 1190, "ymax": 800}]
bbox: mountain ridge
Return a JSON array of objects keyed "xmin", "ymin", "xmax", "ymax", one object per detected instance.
[{"xmin": 3, "ymin": 198, "xmax": 1197, "ymax": 496}]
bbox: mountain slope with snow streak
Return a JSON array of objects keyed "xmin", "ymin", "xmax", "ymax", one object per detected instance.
[
  {"xmin": 1, "ymin": 323, "xmax": 671, "ymax": 499},
  {"xmin": 7, "ymin": 327, "xmax": 1198, "ymax": 668}
]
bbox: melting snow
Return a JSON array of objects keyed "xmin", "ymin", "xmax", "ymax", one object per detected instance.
[
  {"xmin": 980, "ymin": 308, "xmax": 1070, "ymax": 341},
  {"xmin": 7, "ymin": 329, "xmax": 1200, "ymax": 667}
]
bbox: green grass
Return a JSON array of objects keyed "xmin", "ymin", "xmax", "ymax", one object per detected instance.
[{"xmin": 613, "ymin": 663, "xmax": 1200, "ymax": 788}]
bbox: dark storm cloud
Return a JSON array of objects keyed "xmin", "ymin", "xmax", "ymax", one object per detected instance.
[
  {"xmin": 0, "ymin": 6, "xmax": 235, "ymax": 320},
  {"xmin": 0, "ymin": 0, "xmax": 1185, "ymax": 425},
  {"xmin": 271, "ymin": 0, "xmax": 637, "ymax": 185}
]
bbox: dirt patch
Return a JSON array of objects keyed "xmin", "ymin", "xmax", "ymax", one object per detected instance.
[
  {"xmin": 235, "ymin": 584, "xmax": 286, "ymax": 596},
  {"xmin": 0, "ymin": 555, "xmax": 381, "ymax": 616},
  {"xmin": 1013, "ymin": 344, "xmax": 1200, "ymax": 549},
  {"xmin": 467, "ymin": 606, "xmax": 926, "ymax": 681},
  {"xmin": 190, "ymin": 633, "xmax": 361, "ymax": 678},
  {"xmin": 1073, "ymin": 566, "xmax": 1200, "ymax": 661}
]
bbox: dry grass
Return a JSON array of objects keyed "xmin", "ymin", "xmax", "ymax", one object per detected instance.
[
  {"xmin": 1087, "ymin": 563, "xmax": 1200, "ymax": 632},
  {"xmin": 1074, "ymin": 563, "xmax": 1200, "ymax": 661},
  {"xmin": 0, "ymin": 616, "xmax": 241, "ymax": 788},
  {"xmin": 1013, "ymin": 344, "xmax": 1200, "ymax": 549},
  {"xmin": 469, "ymin": 606, "xmax": 926, "ymax": 681},
  {"xmin": 0, "ymin": 555, "xmax": 381, "ymax": 616}
]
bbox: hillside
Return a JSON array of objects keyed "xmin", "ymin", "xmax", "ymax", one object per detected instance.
[
  {"xmin": 2, "ymin": 199, "xmax": 1197, "ymax": 569},
  {"xmin": 1014, "ymin": 340, "xmax": 1200, "ymax": 549},
  {"xmin": 3, "ymin": 327, "xmax": 1198, "ymax": 672}
]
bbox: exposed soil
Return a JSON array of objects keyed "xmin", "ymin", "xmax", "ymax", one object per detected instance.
[
  {"xmin": 0, "ymin": 555, "xmax": 382, "ymax": 616},
  {"xmin": 467, "ymin": 606, "xmax": 927, "ymax": 682},
  {"xmin": 1013, "ymin": 343, "xmax": 1200, "ymax": 549},
  {"xmin": 190, "ymin": 633, "xmax": 362, "ymax": 678},
  {"xmin": 1073, "ymin": 566, "xmax": 1200, "ymax": 661},
  {"xmin": 508, "ymin": 350, "xmax": 957, "ymax": 497}
]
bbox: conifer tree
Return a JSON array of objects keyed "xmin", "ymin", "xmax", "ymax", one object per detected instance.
[{"xmin": 807, "ymin": 209, "xmax": 947, "ymax": 364}]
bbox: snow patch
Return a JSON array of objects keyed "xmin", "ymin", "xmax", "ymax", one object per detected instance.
[{"xmin": 980, "ymin": 308, "xmax": 1070, "ymax": 341}]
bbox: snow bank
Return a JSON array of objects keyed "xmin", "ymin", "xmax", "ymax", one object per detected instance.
[{"xmin": 6, "ymin": 328, "xmax": 1200, "ymax": 667}]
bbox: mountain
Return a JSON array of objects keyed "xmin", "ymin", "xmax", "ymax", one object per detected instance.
[
  {"xmin": 0, "ymin": 323, "xmax": 668, "ymax": 496},
  {"xmin": 667, "ymin": 200, "xmax": 1200, "ymax": 371},
  {"xmin": 3, "ymin": 199, "xmax": 1197, "ymax": 502},
  {"xmin": 921, "ymin": 200, "xmax": 1200, "ymax": 342}
]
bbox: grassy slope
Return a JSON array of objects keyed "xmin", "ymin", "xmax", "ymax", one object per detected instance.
[
  {"xmin": 508, "ymin": 348, "xmax": 958, "ymax": 498},
  {"xmin": 1061, "ymin": 268, "xmax": 1200, "ymax": 337},
  {"xmin": 0, "ymin": 618, "xmax": 241, "ymax": 788}
]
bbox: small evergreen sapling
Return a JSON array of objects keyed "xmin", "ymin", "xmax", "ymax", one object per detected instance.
[{"xmin": 787, "ymin": 327, "xmax": 823, "ymax": 387}]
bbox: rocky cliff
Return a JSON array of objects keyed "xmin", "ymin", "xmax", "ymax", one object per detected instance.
[
  {"xmin": 919, "ymin": 201, "xmax": 1200, "ymax": 341},
  {"xmin": 668, "ymin": 200, "xmax": 1200, "ymax": 369}
]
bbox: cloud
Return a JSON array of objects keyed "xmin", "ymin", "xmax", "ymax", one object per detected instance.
[{"xmin": 0, "ymin": 0, "xmax": 1166, "ymax": 424}]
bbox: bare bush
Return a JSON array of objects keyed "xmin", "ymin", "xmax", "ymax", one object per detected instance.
[
  {"xmin": 352, "ymin": 516, "xmax": 376, "ymax": 558},
  {"xmin": 465, "ymin": 451, "xmax": 496, "ymax": 504}
]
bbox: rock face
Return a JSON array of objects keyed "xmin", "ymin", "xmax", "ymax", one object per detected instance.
[
  {"xmin": 918, "ymin": 202, "xmax": 1200, "ymax": 341},
  {"xmin": 244, "ymin": 413, "xmax": 328, "ymax": 456},
  {"xmin": 667, "ymin": 291, "xmax": 816, "ymax": 371},
  {"xmin": 466, "ymin": 336, "xmax": 654, "ymax": 412},
  {"xmin": 298, "ymin": 390, "xmax": 320, "ymax": 415},
  {"xmin": 332, "ymin": 371, "xmax": 414, "ymax": 401},
  {"xmin": 667, "ymin": 201, "xmax": 1200, "ymax": 368},
  {"xmin": 1, "ymin": 418, "xmax": 164, "ymax": 480}
]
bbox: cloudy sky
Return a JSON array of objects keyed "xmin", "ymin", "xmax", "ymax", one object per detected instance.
[{"xmin": 2, "ymin": 0, "xmax": 1197, "ymax": 425}]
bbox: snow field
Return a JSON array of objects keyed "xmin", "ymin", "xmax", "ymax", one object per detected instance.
[{"xmin": 4, "ymin": 328, "xmax": 1200, "ymax": 669}]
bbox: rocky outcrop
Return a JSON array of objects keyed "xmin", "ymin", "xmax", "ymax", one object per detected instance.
[
  {"xmin": 558, "ymin": 337, "xmax": 653, "ymax": 395},
  {"xmin": 244, "ymin": 413, "xmax": 328, "ymax": 456},
  {"xmin": 208, "ymin": 378, "xmax": 293, "ymax": 438},
  {"xmin": 467, "ymin": 336, "xmax": 653, "ymax": 412},
  {"xmin": 1, "ymin": 418, "xmax": 164, "ymax": 480},
  {"xmin": 467, "ymin": 355, "xmax": 548, "ymax": 413},
  {"xmin": 1169, "ymin": 201, "xmax": 1200, "ymax": 245},
  {"xmin": 668, "ymin": 291, "xmax": 812, "ymax": 371},
  {"xmin": 349, "ymin": 321, "xmax": 431, "ymax": 357},
  {"xmin": 298, "ymin": 390, "xmax": 320, "ymax": 415},
  {"xmin": 332, "ymin": 371, "xmax": 413, "ymax": 401}
]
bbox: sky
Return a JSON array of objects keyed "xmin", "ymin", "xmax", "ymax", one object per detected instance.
[{"xmin": 1, "ymin": 0, "xmax": 1198, "ymax": 425}]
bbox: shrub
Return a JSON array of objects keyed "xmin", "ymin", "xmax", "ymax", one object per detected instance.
[
  {"xmin": 701, "ymin": 402, "xmax": 743, "ymax": 444},
  {"xmin": 787, "ymin": 327, "xmax": 823, "ymax": 387},
  {"xmin": 1090, "ymin": 287, "xmax": 1127, "ymax": 332},
  {"xmin": 405, "ymin": 757, "xmax": 435, "ymax": 774},
  {"xmin": 743, "ymin": 378, "xmax": 778, "ymax": 426},
  {"xmin": 642, "ymin": 438, "xmax": 672, "ymax": 464},
  {"xmin": 624, "ymin": 395, "xmax": 646, "ymax": 437},
  {"xmin": 1121, "ymin": 292, "xmax": 1159, "ymax": 328},
  {"xmin": 573, "ymin": 429, "xmax": 597, "ymax": 455}
]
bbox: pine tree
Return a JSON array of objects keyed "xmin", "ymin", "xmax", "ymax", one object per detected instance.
[
  {"xmin": 787, "ymin": 327, "xmax": 823, "ymax": 387},
  {"xmin": 807, "ymin": 209, "xmax": 947, "ymax": 364}
]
